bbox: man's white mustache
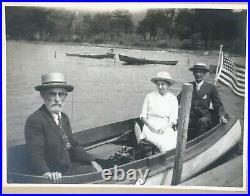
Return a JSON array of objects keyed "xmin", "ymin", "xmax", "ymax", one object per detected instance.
[{"xmin": 52, "ymin": 104, "xmax": 62, "ymax": 107}]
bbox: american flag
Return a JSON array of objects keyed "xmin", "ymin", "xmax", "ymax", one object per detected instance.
[{"xmin": 217, "ymin": 53, "xmax": 245, "ymax": 98}]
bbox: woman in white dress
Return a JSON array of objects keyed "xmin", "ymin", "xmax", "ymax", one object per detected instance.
[{"xmin": 135, "ymin": 71, "xmax": 178, "ymax": 153}]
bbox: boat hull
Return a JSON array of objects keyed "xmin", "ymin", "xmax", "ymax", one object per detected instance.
[
  {"xmin": 66, "ymin": 53, "xmax": 114, "ymax": 59},
  {"xmin": 118, "ymin": 54, "xmax": 178, "ymax": 65},
  {"xmin": 7, "ymin": 116, "xmax": 241, "ymax": 185},
  {"xmin": 144, "ymin": 118, "xmax": 241, "ymax": 185}
]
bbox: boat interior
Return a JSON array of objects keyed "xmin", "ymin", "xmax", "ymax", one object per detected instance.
[{"xmin": 7, "ymin": 113, "xmax": 222, "ymax": 181}]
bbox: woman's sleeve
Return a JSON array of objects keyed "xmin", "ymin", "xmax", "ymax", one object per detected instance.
[
  {"xmin": 169, "ymin": 97, "xmax": 178, "ymax": 125},
  {"xmin": 140, "ymin": 95, "xmax": 149, "ymax": 119}
]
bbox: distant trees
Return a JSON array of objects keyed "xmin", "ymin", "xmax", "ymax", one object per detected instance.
[
  {"xmin": 6, "ymin": 6, "xmax": 48, "ymax": 40},
  {"xmin": 5, "ymin": 6, "xmax": 247, "ymax": 53},
  {"xmin": 90, "ymin": 13, "xmax": 112, "ymax": 40},
  {"xmin": 62, "ymin": 10, "xmax": 134, "ymax": 42},
  {"xmin": 176, "ymin": 9, "xmax": 247, "ymax": 50},
  {"xmin": 71, "ymin": 13, "xmax": 93, "ymax": 41},
  {"xmin": 111, "ymin": 10, "xmax": 134, "ymax": 41},
  {"xmin": 136, "ymin": 8, "xmax": 246, "ymax": 51},
  {"xmin": 45, "ymin": 10, "xmax": 74, "ymax": 41}
]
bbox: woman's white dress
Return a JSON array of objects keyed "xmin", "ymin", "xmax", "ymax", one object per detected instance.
[{"xmin": 140, "ymin": 91, "xmax": 178, "ymax": 152}]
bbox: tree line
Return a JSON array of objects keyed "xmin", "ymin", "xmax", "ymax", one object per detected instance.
[{"xmin": 5, "ymin": 6, "xmax": 246, "ymax": 54}]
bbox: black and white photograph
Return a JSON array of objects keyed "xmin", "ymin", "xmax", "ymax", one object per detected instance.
[{"xmin": 3, "ymin": 2, "xmax": 247, "ymax": 194}]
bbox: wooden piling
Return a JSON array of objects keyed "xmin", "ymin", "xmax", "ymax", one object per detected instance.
[{"xmin": 171, "ymin": 83, "xmax": 193, "ymax": 185}]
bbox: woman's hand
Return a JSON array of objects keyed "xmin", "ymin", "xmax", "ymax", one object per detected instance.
[
  {"xmin": 155, "ymin": 129, "xmax": 164, "ymax": 134},
  {"xmin": 141, "ymin": 117, "xmax": 159, "ymax": 134},
  {"xmin": 91, "ymin": 161, "xmax": 103, "ymax": 172},
  {"xmin": 43, "ymin": 172, "xmax": 62, "ymax": 183}
]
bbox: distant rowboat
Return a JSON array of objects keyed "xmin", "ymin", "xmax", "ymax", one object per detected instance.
[
  {"xmin": 118, "ymin": 54, "xmax": 178, "ymax": 65},
  {"xmin": 66, "ymin": 53, "xmax": 114, "ymax": 59}
]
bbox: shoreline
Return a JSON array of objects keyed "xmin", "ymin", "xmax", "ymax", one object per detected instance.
[{"xmin": 6, "ymin": 39, "xmax": 245, "ymax": 58}]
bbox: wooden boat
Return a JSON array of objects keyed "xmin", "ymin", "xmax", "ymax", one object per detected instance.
[
  {"xmin": 65, "ymin": 53, "xmax": 115, "ymax": 59},
  {"xmin": 7, "ymin": 115, "xmax": 241, "ymax": 185},
  {"xmin": 118, "ymin": 54, "xmax": 178, "ymax": 65}
]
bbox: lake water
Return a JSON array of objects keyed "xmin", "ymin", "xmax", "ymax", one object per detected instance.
[{"xmin": 6, "ymin": 41, "xmax": 245, "ymax": 152}]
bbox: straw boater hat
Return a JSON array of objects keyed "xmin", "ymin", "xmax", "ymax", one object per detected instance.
[
  {"xmin": 35, "ymin": 73, "xmax": 74, "ymax": 92},
  {"xmin": 151, "ymin": 71, "xmax": 175, "ymax": 85},
  {"xmin": 189, "ymin": 63, "xmax": 209, "ymax": 72}
]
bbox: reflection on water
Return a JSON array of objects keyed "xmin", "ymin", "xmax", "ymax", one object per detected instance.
[{"xmin": 6, "ymin": 41, "xmax": 244, "ymax": 151}]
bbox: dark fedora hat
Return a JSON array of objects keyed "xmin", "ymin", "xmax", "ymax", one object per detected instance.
[
  {"xmin": 35, "ymin": 73, "xmax": 74, "ymax": 92},
  {"xmin": 189, "ymin": 63, "xmax": 209, "ymax": 72}
]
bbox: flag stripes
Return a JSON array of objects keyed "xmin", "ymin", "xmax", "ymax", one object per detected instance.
[
  {"xmin": 217, "ymin": 54, "xmax": 245, "ymax": 98},
  {"xmin": 219, "ymin": 75, "xmax": 245, "ymax": 97}
]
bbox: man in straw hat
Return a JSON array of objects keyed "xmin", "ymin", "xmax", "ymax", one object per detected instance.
[
  {"xmin": 25, "ymin": 73, "xmax": 102, "ymax": 183},
  {"xmin": 178, "ymin": 63, "xmax": 227, "ymax": 140},
  {"xmin": 135, "ymin": 71, "xmax": 178, "ymax": 153}
]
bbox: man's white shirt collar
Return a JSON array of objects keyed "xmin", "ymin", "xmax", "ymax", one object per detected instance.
[
  {"xmin": 196, "ymin": 80, "xmax": 204, "ymax": 91},
  {"xmin": 51, "ymin": 112, "xmax": 61, "ymax": 125}
]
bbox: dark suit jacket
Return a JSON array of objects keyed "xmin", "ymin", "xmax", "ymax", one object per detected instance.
[
  {"xmin": 25, "ymin": 105, "xmax": 95, "ymax": 175},
  {"xmin": 178, "ymin": 81, "xmax": 225, "ymax": 118}
]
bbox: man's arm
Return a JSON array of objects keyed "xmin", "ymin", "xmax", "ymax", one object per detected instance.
[
  {"xmin": 25, "ymin": 115, "xmax": 65, "ymax": 183},
  {"xmin": 64, "ymin": 116, "xmax": 100, "ymax": 164},
  {"xmin": 25, "ymin": 116, "xmax": 51, "ymax": 175},
  {"xmin": 71, "ymin": 143, "xmax": 103, "ymax": 172},
  {"xmin": 211, "ymin": 85, "xmax": 227, "ymax": 123}
]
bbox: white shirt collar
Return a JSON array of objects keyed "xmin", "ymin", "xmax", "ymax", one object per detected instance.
[
  {"xmin": 51, "ymin": 112, "xmax": 61, "ymax": 125},
  {"xmin": 196, "ymin": 80, "xmax": 204, "ymax": 89}
]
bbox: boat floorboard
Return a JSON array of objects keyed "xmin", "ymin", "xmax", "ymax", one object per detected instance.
[{"xmin": 179, "ymin": 155, "xmax": 243, "ymax": 187}]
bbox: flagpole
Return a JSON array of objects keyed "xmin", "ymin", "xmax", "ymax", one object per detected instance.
[{"xmin": 214, "ymin": 44, "xmax": 223, "ymax": 85}]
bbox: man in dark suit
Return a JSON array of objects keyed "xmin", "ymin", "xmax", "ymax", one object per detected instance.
[
  {"xmin": 25, "ymin": 73, "xmax": 102, "ymax": 183},
  {"xmin": 178, "ymin": 63, "xmax": 228, "ymax": 140}
]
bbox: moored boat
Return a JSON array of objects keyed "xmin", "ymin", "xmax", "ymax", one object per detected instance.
[
  {"xmin": 7, "ymin": 115, "xmax": 241, "ymax": 184},
  {"xmin": 118, "ymin": 54, "xmax": 178, "ymax": 65},
  {"xmin": 65, "ymin": 53, "xmax": 115, "ymax": 59}
]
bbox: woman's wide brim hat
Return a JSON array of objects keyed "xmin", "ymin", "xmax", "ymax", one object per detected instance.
[
  {"xmin": 151, "ymin": 71, "xmax": 175, "ymax": 85},
  {"xmin": 189, "ymin": 63, "xmax": 209, "ymax": 72},
  {"xmin": 35, "ymin": 73, "xmax": 74, "ymax": 92}
]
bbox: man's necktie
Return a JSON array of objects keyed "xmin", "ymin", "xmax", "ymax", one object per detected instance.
[
  {"xmin": 57, "ymin": 114, "xmax": 71, "ymax": 149},
  {"xmin": 57, "ymin": 114, "xmax": 62, "ymax": 129},
  {"xmin": 196, "ymin": 84, "xmax": 200, "ymax": 91}
]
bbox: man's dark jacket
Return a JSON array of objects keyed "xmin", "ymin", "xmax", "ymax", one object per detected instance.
[
  {"xmin": 25, "ymin": 105, "xmax": 95, "ymax": 175},
  {"xmin": 178, "ymin": 81, "xmax": 225, "ymax": 118}
]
